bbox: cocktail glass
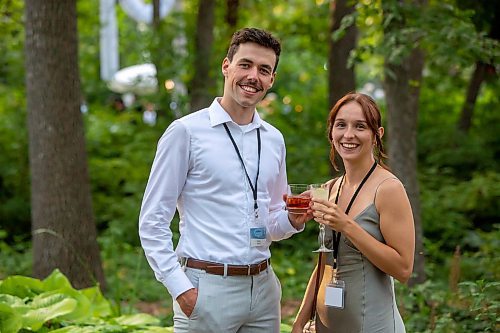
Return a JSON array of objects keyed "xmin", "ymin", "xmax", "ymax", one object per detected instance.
[
  {"xmin": 310, "ymin": 183, "xmax": 333, "ymax": 253},
  {"xmin": 286, "ymin": 184, "xmax": 310, "ymax": 215}
]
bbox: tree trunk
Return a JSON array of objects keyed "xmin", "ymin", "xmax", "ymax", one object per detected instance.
[
  {"xmin": 226, "ymin": 0, "xmax": 239, "ymax": 28},
  {"xmin": 382, "ymin": 0, "xmax": 426, "ymax": 285},
  {"xmin": 25, "ymin": 0, "xmax": 106, "ymax": 290},
  {"xmin": 189, "ymin": 0, "xmax": 216, "ymax": 112},
  {"xmin": 153, "ymin": 0, "xmax": 160, "ymax": 27},
  {"xmin": 458, "ymin": 3, "xmax": 499, "ymax": 133},
  {"xmin": 328, "ymin": 0, "xmax": 357, "ymax": 175},
  {"xmin": 328, "ymin": 0, "xmax": 357, "ymax": 109},
  {"xmin": 457, "ymin": 61, "xmax": 487, "ymax": 133}
]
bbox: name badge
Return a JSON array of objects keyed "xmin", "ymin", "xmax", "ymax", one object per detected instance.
[
  {"xmin": 325, "ymin": 279, "xmax": 345, "ymax": 308},
  {"xmin": 250, "ymin": 227, "xmax": 266, "ymax": 247}
]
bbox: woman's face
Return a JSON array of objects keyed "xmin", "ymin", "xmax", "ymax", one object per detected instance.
[{"xmin": 331, "ymin": 101, "xmax": 377, "ymax": 163}]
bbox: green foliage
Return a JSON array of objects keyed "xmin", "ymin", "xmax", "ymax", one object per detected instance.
[
  {"xmin": 0, "ymin": 270, "xmax": 172, "ymax": 333},
  {"xmin": 1, "ymin": 241, "xmax": 497, "ymax": 332},
  {"xmin": 354, "ymin": 0, "xmax": 499, "ymax": 74},
  {"xmin": 0, "ymin": 228, "xmax": 31, "ymax": 279},
  {"xmin": 84, "ymin": 106, "xmax": 168, "ymax": 245},
  {"xmin": 0, "ymin": 87, "xmax": 30, "ymax": 241},
  {"xmin": 396, "ymin": 226, "xmax": 499, "ymax": 332},
  {"xmin": 421, "ymin": 171, "xmax": 500, "ymax": 253},
  {"xmin": 0, "ymin": 269, "xmax": 294, "ymax": 333},
  {"xmin": 0, "ymin": 0, "xmax": 24, "ymax": 87},
  {"xmin": 460, "ymin": 226, "xmax": 500, "ymax": 283},
  {"xmin": 271, "ymin": 224, "xmax": 319, "ymax": 300},
  {"xmin": 421, "ymin": 2, "xmax": 500, "ymax": 68},
  {"xmin": 99, "ymin": 237, "xmax": 169, "ymax": 304},
  {"xmin": 397, "ymin": 279, "xmax": 499, "ymax": 332}
]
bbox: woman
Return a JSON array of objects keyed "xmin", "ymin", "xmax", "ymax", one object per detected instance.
[{"xmin": 292, "ymin": 93, "xmax": 415, "ymax": 333}]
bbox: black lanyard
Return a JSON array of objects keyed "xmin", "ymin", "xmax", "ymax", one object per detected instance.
[
  {"xmin": 223, "ymin": 123, "xmax": 261, "ymax": 218},
  {"xmin": 331, "ymin": 161, "xmax": 377, "ymax": 269}
]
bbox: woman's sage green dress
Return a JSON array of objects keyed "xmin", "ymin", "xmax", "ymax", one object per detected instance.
[{"xmin": 315, "ymin": 203, "xmax": 406, "ymax": 333}]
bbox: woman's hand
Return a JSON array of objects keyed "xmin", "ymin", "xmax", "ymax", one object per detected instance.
[
  {"xmin": 291, "ymin": 321, "xmax": 313, "ymax": 333},
  {"xmin": 292, "ymin": 320, "xmax": 315, "ymax": 333},
  {"xmin": 310, "ymin": 197, "xmax": 350, "ymax": 232}
]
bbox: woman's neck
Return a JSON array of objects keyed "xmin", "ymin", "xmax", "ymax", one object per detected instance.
[{"xmin": 343, "ymin": 158, "xmax": 377, "ymax": 188}]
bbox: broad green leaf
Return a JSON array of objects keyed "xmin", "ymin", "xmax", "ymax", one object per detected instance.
[
  {"xmin": 22, "ymin": 293, "xmax": 77, "ymax": 331},
  {"xmin": 50, "ymin": 325, "xmax": 123, "ymax": 333},
  {"xmin": 32, "ymin": 286, "xmax": 93, "ymax": 322},
  {"xmin": 134, "ymin": 326, "xmax": 174, "ymax": 333},
  {"xmin": 80, "ymin": 285, "xmax": 112, "ymax": 318},
  {"xmin": 0, "ymin": 275, "xmax": 44, "ymax": 298},
  {"xmin": 280, "ymin": 323, "xmax": 293, "ymax": 333},
  {"xmin": 0, "ymin": 302, "xmax": 22, "ymax": 333},
  {"xmin": 41, "ymin": 269, "xmax": 74, "ymax": 291},
  {"xmin": 49, "ymin": 327, "xmax": 86, "ymax": 333},
  {"xmin": 39, "ymin": 270, "xmax": 107, "ymax": 322},
  {"xmin": 53, "ymin": 288, "xmax": 92, "ymax": 322},
  {"xmin": 0, "ymin": 294, "xmax": 28, "ymax": 310},
  {"xmin": 111, "ymin": 313, "xmax": 161, "ymax": 326}
]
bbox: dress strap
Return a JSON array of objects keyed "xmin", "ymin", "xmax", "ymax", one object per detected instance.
[
  {"xmin": 325, "ymin": 177, "xmax": 340, "ymax": 201},
  {"xmin": 373, "ymin": 177, "xmax": 399, "ymax": 202}
]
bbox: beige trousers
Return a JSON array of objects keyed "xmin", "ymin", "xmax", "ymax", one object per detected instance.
[{"xmin": 173, "ymin": 266, "xmax": 282, "ymax": 333}]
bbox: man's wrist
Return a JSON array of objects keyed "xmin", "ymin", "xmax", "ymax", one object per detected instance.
[{"xmin": 287, "ymin": 213, "xmax": 300, "ymax": 230}]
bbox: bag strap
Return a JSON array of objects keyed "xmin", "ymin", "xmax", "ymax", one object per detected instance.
[{"xmin": 309, "ymin": 254, "xmax": 323, "ymax": 321}]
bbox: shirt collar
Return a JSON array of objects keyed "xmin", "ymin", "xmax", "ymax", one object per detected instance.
[{"xmin": 209, "ymin": 98, "xmax": 267, "ymax": 131}]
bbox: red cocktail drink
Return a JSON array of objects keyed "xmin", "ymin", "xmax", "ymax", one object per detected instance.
[{"xmin": 286, "ymin": 184, "xmax": 310, "ymax": 214}]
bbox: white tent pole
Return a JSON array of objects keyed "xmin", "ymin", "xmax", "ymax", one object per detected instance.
[{"xmin": 99, "ymin": 0, "xmax": 119, "ymax": 81}]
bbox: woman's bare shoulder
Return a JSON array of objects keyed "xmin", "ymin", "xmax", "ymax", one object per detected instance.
[{"xmin": 372, "ymin": 169, "xmax": 407, "ymax": 202}]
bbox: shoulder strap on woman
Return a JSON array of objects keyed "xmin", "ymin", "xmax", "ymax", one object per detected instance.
[
  {"xmin": 374, "ymin": 177, "xmax": 399, "ymax": 202},
  {"xmin": 325, "ymin": 177, "xmax": 340, "ymax": 200}
]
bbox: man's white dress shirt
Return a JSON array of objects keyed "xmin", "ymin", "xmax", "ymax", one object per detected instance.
[{"xmin": 139, "ymin": 99, "xmax": 301, "ymax": 299}]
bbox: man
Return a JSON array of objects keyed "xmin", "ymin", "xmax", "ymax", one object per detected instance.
[{"xmin": 139, "ymin": 27, "xmax": 309, "ymax": 333}]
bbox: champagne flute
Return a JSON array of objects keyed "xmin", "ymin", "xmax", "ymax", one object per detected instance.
[{"xmin": 310, "ymin": 183, "xmax": 333, "ymax": 253}]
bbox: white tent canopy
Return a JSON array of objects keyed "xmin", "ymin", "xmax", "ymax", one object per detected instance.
[
  {"xmin": 107, "ymin": 63, "xmax": 158, "ymax": 95},
  {"xmin": 99, "ymin": 0, "xmax": 176, "ymax": 92}
]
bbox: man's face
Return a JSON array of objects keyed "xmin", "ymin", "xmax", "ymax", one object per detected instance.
[{"xmin": 221, "ymin": 42, "xmax": 276, "ymax": 110}]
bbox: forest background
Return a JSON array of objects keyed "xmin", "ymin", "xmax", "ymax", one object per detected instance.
[{"xmin": 0, "ymin": 0, "xmax": 499, "ymax": 332}]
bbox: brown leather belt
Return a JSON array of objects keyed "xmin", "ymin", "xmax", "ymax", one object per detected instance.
[{"xmin": 185, "ymin": 258, "xmax": 269, "ymax": 276}]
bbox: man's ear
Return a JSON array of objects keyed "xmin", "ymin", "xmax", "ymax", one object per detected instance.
[
  {"xmin": 268, "ymin": 72, "xmax": 276, "ymax": 89},
  {"xmin": 222, "ymin": 58, "xmax": 230, "ymax": 77}
]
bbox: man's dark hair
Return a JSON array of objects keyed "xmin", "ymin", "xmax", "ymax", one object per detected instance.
[{"xmin": 226, "ymin": 27, "xmax": 281, "ymax": 73}]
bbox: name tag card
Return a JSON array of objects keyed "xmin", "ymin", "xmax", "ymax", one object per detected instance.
[
  {"xmin": 325, "ymin": 280, "xmax": 345, "ymax": 308},
  {"xmin": 250, "ymin": 227, "xmax": 266, "ymax": 247}
]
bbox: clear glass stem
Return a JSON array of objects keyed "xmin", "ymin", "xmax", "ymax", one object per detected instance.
[{"xmin": 318, "ymin": 224, "xmax": 326, "ymax": 247}]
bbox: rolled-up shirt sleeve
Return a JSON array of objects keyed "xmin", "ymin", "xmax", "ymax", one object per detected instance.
[{"xmin": 138, "ymin": 120, "xmax": 193, "ymax": 299}]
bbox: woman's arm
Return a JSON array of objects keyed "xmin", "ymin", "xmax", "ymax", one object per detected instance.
[
  {"xmin": 292, "ymin": 255, "xmax": 325, "ymax": 332},
  {"xmin": 343, "ymin": 179, "xmax": 415, "ymax": 282},
  {"xmin": 373, "ymin": 179, "xmax": 415, "ymax": 281},
  {"xmin": 312, "ymin": 179, "xmax": 415, "ymax": 283}
]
